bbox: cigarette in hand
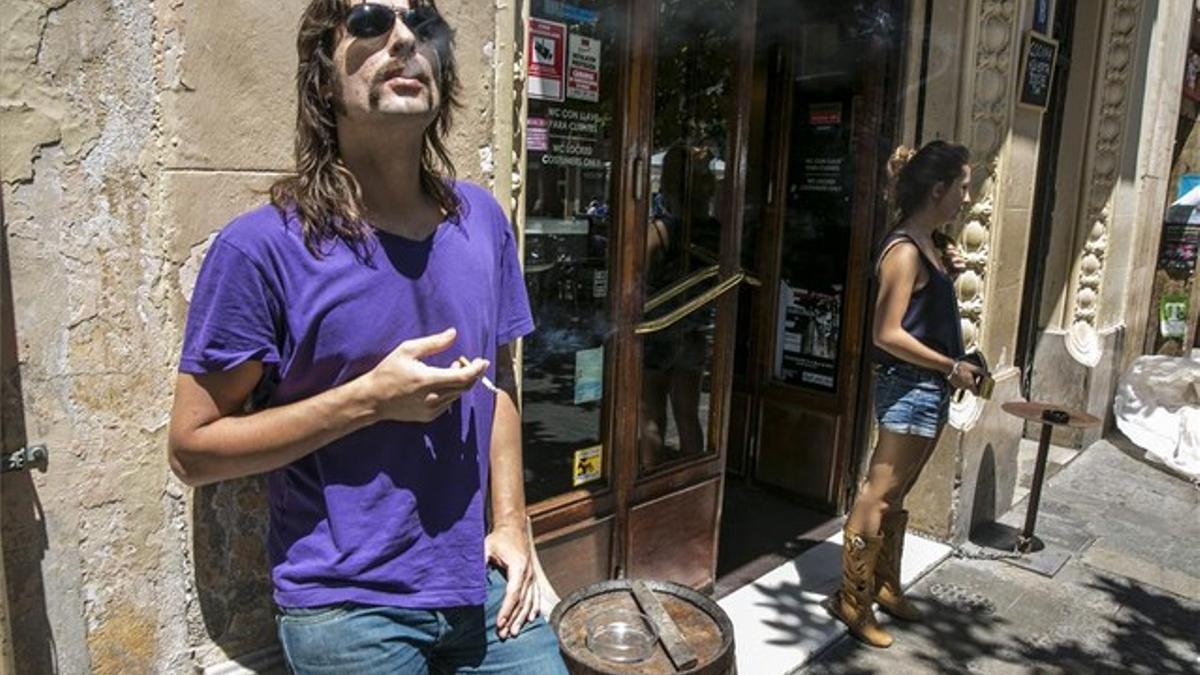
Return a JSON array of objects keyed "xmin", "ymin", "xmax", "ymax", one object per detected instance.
[{"xmin": 456, "ymin": 356, "xmax": 499, "ymax": 393}]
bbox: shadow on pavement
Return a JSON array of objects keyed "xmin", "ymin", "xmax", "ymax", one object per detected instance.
[{"xmin": 806, "ymin": 568, "xmax": 1200, "ymax": 674}]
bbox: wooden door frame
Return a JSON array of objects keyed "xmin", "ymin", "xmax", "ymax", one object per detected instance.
[
  {"xmin": 745, "ymin": 0, "xmax": 905, "ymax": 512},
  {"xmin": 608, "ymin": 0, "xmax": 655, "ymax": 579},
  {"xmin": 524, "ymin": 0, "xmax": 774, "ymax": 590},
  {"xmin": 526, "ymin": 0, "xmax": 636, "ymax": 577},
  {"xmin": 618, "ymin": 0, "xmax": 758, "ymax": 583}
]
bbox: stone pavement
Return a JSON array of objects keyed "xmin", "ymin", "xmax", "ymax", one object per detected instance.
[{"xmin": 802, "ymin": 439, "xmax": 1200, "ymax": 674}]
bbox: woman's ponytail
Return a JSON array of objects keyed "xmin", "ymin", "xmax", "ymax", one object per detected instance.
[{"xmin": 887, "ymin": 140, "xmax": 971, "ymax": 221}]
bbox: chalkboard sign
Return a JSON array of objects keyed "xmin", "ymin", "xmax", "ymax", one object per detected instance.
[{"xmin": 1018, "ymin": 31, "xmax": 1058, "ymax": 111}]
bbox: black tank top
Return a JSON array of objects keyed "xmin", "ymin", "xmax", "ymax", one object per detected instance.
[{"xmin": 874, "ymin": 232, "xmax": 965, "ymax": 368}]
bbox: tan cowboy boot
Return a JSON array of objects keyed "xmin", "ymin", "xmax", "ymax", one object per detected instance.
[
  {"xmin": 875, "ymin": 510, "xmax": 923, "ymax": 621},
  {"xmin": 826, "ymin": 527, "xmax": 893, "ymax": 648}
]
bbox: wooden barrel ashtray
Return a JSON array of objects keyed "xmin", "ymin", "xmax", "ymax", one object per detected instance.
[{"xmin": 550, "ymin": 579, "xmax": 736, "ymax": 675}]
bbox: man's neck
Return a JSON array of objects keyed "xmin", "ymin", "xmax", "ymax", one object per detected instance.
[{"xmin": 338, "ymin": 120, "xmax": 441, "ymax": 239}]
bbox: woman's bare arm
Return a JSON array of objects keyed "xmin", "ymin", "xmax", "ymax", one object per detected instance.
[{"xmin": 873, "ymin": 242, "xmax": 978, "ymax": 389}]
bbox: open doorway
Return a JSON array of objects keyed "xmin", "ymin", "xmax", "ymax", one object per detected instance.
[{"xmin": 715, "ymin": 0, "xmax": 907, "ymax": 595}]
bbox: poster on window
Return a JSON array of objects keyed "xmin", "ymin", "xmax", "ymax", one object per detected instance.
[
  {"xmin": 775, "ymin": 282, "xmax": 841, "ymax": 391},
  {"xmin": 574, "ymin": 346, "xmax": 604, "ymax": 404},
  {"xmin": 527, "ymin": 18, "xmax": 566, "ymax": 102},
  {"xmin": 1158, "ymin": 221, "xmax": 1200, "ymax": 278}
]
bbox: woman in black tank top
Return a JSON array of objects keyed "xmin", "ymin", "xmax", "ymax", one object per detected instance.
[{"xmin": 826, "ymin": 141, "xmax": 984, "ymax": 648}]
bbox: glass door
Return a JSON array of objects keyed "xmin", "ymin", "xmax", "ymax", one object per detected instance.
[
  {"xmin": 623, "ymin": 0, "xmax": 752, "ymax": 590},
  {"xmin": 749, "ymin": 0, "xmax": 900, "ymax": 509},
  {"xmin": 521, "ymin": 0, "xmax": 621, "ymax": 507},
  {"xmin": 522, "ymin": 0, "xmax": 755, "ymax": 594},
  {"xmin": 520, "ymin": 0, "xmax": 629, "ymax": 596}
]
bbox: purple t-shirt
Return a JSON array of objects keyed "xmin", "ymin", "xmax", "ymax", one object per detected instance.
[{"xmin": 179, "ymin": 182, "xmax": 533, "ymax": 609}]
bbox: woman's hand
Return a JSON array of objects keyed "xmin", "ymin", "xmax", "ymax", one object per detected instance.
[
  {"xmin": 942, "ymin": 243, "xmax": 967, "ymax": 278},
  {"xmin": 948, "ymin": 359, "xmax": 982, "ymax": 394}
]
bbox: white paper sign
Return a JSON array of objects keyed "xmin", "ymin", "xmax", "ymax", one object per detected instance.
[{"xmin": 567, "ymin": 34, "xmax": 601, "ymax": 102}]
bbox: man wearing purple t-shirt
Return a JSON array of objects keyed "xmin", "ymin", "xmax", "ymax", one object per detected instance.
[{"xmin": 167, "ymin": 2, "xmax": 567, "ymax": 672}]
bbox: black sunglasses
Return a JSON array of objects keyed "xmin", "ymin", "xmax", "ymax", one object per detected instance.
[{"xmin": 345, "ymin": 2, "xmax": 442, "ymax": 40}]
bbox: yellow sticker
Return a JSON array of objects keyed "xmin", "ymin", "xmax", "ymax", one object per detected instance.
[{"xmin": 572, "ymin": 445, "xmax": 603, "ymax": 487}]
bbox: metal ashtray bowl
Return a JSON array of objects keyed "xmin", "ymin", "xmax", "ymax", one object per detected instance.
[{"xmin": 585, "ymin": 609, "xmax": 659, "ymax": 663}]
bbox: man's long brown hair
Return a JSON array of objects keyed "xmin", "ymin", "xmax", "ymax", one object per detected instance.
[{"xmin": 270, "ymin": 0, "xmax": 463, "ymax": 257}]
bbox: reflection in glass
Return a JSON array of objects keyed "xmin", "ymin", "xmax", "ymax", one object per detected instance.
[
  {"xmin": 522, "ymin": 1, "xmax": 618, "ymax": 503},
  {"xmin": 639, "ymin": 0, "xmax": 736, "ymax": 472}
]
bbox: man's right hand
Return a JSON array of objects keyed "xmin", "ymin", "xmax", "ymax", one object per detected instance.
[{"xmin": 365, "ymin": 327, "xmax": 489, "ymax": 423}]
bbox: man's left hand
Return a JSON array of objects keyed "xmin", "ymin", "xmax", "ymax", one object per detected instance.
[{"xmin": 485, "ymin": 523, "xmax": 539, "ymax": 639}]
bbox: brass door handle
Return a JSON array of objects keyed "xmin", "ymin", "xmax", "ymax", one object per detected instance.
[
  {"xmin": 643, "ymin": 265, "xmax": 720, "ymax": 313},
  {"xmin": 635, "ymin": 272, "xmax": 745, "ymax": 335},
  {"xmin": 687, "ymin": 244, "xmax": 719, "ymax": 266}
]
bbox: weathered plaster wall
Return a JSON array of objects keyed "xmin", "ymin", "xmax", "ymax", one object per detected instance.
[
  {"xmin": 3, "ymin": 0, "xmax": 185, "ymax": 671},
  {"xmin": 2, "ymin": 1, "xmax": 509, "ymax": 672}
]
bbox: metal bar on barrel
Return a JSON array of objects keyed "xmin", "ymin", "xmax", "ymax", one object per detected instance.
[{"xmin": 631, "ymin": 580, "xmax": 698, "ymax": 671}]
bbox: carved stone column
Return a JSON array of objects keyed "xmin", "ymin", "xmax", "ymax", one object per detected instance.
[
  {"xmin": 1064, "ymin": 0, "xmax": 1142, "ymax": 367},
  {"xmin": 948, "ymin": 0, "xmax": 1019, "ymax": 432}
]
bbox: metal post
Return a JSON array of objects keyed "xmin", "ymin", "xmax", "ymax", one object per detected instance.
[{"xmin": 1018, "ymin": 421, "xmax": 1055, "ymax": 552}]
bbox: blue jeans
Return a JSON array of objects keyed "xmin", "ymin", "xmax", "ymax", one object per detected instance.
[{"xmin": 276, "ymin": 568, "xmax": 569, "ymax": 674}]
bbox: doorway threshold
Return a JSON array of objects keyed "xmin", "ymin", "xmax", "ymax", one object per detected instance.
[
  {"xmin": 716, "ymin": 523, "xmax": 951, "ymax": 675},
  {"xmin": 715, "ymin": 481, "xmax": 841, "ymax": 599}
]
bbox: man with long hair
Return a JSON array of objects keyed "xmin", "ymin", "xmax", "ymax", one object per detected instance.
[{"xmin": 167, "ymin": 2, "xmax": 567, "ymax": 672}]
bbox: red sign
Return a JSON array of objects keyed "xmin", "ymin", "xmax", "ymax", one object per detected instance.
[{"xmin": 527, "ymin": 18, "xmax": 566, "ymax": 102}]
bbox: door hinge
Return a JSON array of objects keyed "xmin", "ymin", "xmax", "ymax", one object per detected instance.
[{"xmin": 3, "ymin": 445, "xmax": 48, "ymax": 473}]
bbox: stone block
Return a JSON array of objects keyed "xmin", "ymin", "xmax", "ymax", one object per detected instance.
[
  {"xmin": 957, "ymin": 371, "xmax": 1023, "ymax": 540},
  {"xmin": 918, "ymin": 1, "xmax": 968, "ymax": 142},
  {"xmin": 907, "ymin": 430, "xmax": 959, "ymax": 539},
  {"xmin": 160, "ymin": 170, "xmax": 287, "ymax": 326},
  {"xmin": 163, "ymin": 170, "xmax": 285, "ymax": 263},
  {"xmin": 992, "ymin": 206, "xmax": 1031, "ymax": 283},
  {"xmin": 983, "ymin": 276, "xmax": 1024, "ymax": 360},
  {"xmin": 1028, "ymin": 330, "xmax": 1090, "ymax": 447},
  {"xmin": 1002, "ymin": 129, "xmax": 1040, "ymax": 211},
  {"xmin": 438, "ymin": 0, "xmax": 498, "ymax": 184},
  {"xmin": 162, "ymin": 1, "xmax": 499, "ymax": 180},
  {"xmin": 162, "ymin": 1, "xmax": 306, "ymax": 170},
  {"xmin": 1083, "ymin": 325, "xmax": 1123, "ymax": 446}
]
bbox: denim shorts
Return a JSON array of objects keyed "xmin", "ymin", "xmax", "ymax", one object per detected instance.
[{"xmin": 874, "ymin": 363, "xmax": 951, "ymax": 439}]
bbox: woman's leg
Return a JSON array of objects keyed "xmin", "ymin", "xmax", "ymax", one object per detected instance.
[
  {"xmin": 668, "ymin": 366, "xmax": 705, "ymax": 455},
  {"xmin": 892, "ymin": 426, "xmax": 944, "ymax": 510},
  {"xmin": 639, "ymin": 370, "xmax": 670, "ymax": 465},
  {"xmin": 846, "ymin": 429, "xmax": 937, "ymax": 537},
  {"xmin": 830, "ymin": 429, "xmax": 934, "ymax": 648},
  {"xmin": 870, "ymin": 426, "xmax": 942, "ymax": 622}
]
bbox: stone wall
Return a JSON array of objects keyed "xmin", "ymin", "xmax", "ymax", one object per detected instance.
[
  {"xmin": 1, "ymin": 1, "xmax": 510, "ymax": 671},
  {"xmin": 906, "ymin": 0, "xmax": 1036, "ymax": 540},
  {"xmin": 906, "ymin": 0, "xmax": 1170, "ymax": 540}
]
